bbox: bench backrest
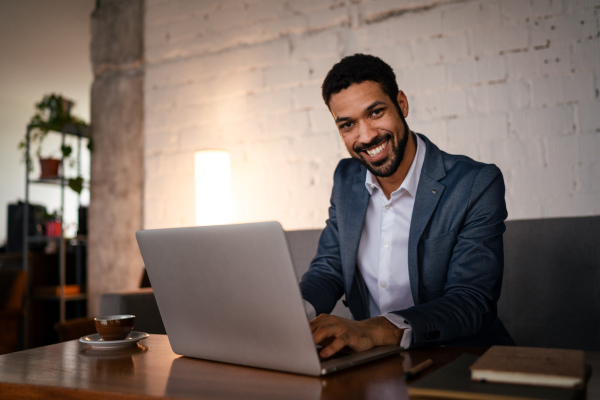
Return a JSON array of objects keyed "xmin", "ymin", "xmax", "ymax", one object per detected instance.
[{"xmin": 287, "ymin": 215, "xmax": 600, "ymax": 351}]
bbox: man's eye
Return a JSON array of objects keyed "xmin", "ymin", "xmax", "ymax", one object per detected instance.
[
  {"xmin": 339, "ymin": 122, "xmax": 352, "ymax": 130},
  {"xmin": 371, "ymin": 108, "xmax": 383, "ymax": 117}
]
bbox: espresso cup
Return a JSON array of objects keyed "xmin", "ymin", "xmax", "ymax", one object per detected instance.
[{"xmin": 94, "ymin": 315, "xmax": 135, "ymax": 341}]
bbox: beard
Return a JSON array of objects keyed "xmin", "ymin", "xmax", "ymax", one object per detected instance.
[{"xmin": 353, "ymin": 115, "xmax": 410, "ymax": 178}]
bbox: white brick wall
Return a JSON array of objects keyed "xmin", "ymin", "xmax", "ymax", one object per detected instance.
[{"xmin": 144, "ymin": 0, "xmax": 600, "ymax": 231}]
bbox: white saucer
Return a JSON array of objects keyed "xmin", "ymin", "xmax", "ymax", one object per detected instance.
[{"xmin": 79, "ymin": 331, "xmax": 149, "ymax": 349}]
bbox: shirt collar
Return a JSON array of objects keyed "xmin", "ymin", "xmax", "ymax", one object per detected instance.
[{"xmin": 364, "ymin": 132, "xmax": 426, "ymax": 198}]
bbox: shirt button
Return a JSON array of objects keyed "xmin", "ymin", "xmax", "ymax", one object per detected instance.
[
  {"xmin": 381, "ymin": 282, "xmax": 387, "ymax": 289},
  {"xmin": 385, "ymin": 205, "xmax": 391, "ymax": 210},
  {"xmin": 383, "ymin": 242, "xmax": 389, "ymax": 248}
]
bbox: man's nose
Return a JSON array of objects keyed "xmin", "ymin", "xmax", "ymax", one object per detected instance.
[{"xmin": 357, "ymin": 120, "xmax": 378, "ymax": 144}]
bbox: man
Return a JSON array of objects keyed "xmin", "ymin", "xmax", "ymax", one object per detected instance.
[{"xmin": 299, "ymin": 54, "xmax": 514, "ymax": 359}]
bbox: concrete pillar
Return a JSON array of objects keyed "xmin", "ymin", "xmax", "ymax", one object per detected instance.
[{"xmin": 88, "ymin": 0, "xmax": 144, "ymax": 316}]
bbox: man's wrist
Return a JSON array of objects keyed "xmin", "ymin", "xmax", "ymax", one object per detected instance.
[{"xmin": 361, "ymin": 316, "xmax": 404, "ymax": 346}]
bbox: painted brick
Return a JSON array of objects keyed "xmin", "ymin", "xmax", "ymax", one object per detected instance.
[
  {"xmin": 567, "ymin": 0, "xmax": 600, "ymax": 11},
  {"xmin": 262, "ymin": 14, "xmax": 309, "ymax": 38},
  {"xmin": 410, "ymin": 119, "xmax": 448, "ymax": 149},
  {"xmin": 476, "ymin": 54, "xmax": 509, "ymax": 83},
  {"xmin": 362, "ymin": 0, "xmax": 411, "ymax": 23},
  {"xmin": 530, "ymin": 0, "xmax": 564, "ymax": 17},
  {"xmin": 578, "ymin": 132, "xmax": 600, "ymax": 164},
  {"xmin": 447, "ymin": 59, "xmax": 477, "ymax": 87},
  {"xmin": 468, "ymin": 80, "xmax": 530, "ymax": 113},
  {"xmin": 507, "ymin": 44, "xmax": 572, "ymax": 79},
  {"xmin": 287, "ymin": 0, "xmax": 340, "ymax": 14},
  {"xmin": 286, "ymin": 133, "xmax": 346, "ymax": 164},
  {"xmin": 293, "ymin": 84, "xmax": 322, "ymax": 110},
  {"xmin": 246, "ymin": 0, "xmax": 287, "ymax": 23},
  {"xmin": 143, "ymin": 0, "xmax": 600, "ymax": 230},
  {"xmin": 308, "ymin": 7, "xmax": 351, "ymax": 31},
  {"xmin": 263, "ymin": 110, "xmax": 310, "ymax": 138},
  {"xmin": 411, "ymin": 33, "xmax": 466, "ymax": 66},
  {"xmin": 174, "ymin": 79, "xmax": 220, "ymax": 107},
  {"xmin": 309, "ymin": 108, "xmax": 336, "ymax": 134},
  {"xmin": 145, "ymin": 0, "xmax": 210, "ymax": 27},
  {"xmin": 510, "ymin": 164, "xmax": 575, "ymax": 202},
  {"xmin": 511, "ymin": 106, "xmax": 575, "ymax": 138},
  {"xmin": 211, "ymin": 69, "xmax": 264, "ymax": 98},
  {"xmin": 441, "ymin": 1, "xmax": 501, "ymax": 34},
  {"xmin": 577, "ymin": 99, "xmax": 600, "ymax": 133},
  {"xmin": 264, "ymin": 62, "xmax": 311, "ymax": 88},
  {"xmin": 544, "ymin": 135, "xmax": 581, "ymax": 167},
  {"xmin": 145, "ymin": 129, "xmax": 180, "ymax": 155},
  {"xmin": 162, "ymin": 103, "xmax": 207, "ymax": 129},
  {"xmin": 371, "ymin": 43, "xmax": 414, "ymax": 74},
  {"xmin": 218, "ymin": 39, "xmax": 290, "ymax": 70},
  {"xmin": 204, "ymin": 2, "xmax": 246, "ymax": 33},
  {"xmin": 499, "ymin": 0, "xmax": 532, "ymax": 24},
  {"xmin": 577, "ymin": 163, "xmax": 600, "ymax": 193},
  {"xmin": 532, "ymin": 72, "xmax": 596, "ymax": 107},
  {"xmin": 292, "ymin": 31, "xmax": 339, "ymax": 60},
  {"xmin": 154, "ymin": 14, "xmax": 206, "ymax": 47},
  {"xmin": 342, "ymin": 20, "xmax": 389, "ymax": 55},
  {"xmin": 413, "ymin": 88, "xmax": 468, "ymax": 118},
  {"xmin": 572, "ymin": 38, "xmax": 600, "ymax": 73},
  {"xmin": 446, "ymin": 113, "xmax": 508, "ymax": 147},
  {"xmin": 308, "ymin": 56, "xmax": 339, "ymax": 83},
  {"xmin": 401, "ymin": 64, "xmax": 447, "ymax": 93},
  {"xmin": 478, "ymin": 136, "xmax": 546, "ymax": 169},
  {"xmin": 448, "ymin": 54, "xmax": 507, "ymax": 86},
  {"xmin": 385, "ymin": 6, "xmax": 443, "ymax": 41},
  {"xmin": 197, "ymin": 25, "xmax": 266, "ymax": 53},
  {"xmin": 471, "ymin": 24, "xmax": 528, "ymax": 56},
  {"xmin": 247, "ymin": 89, "xmax": 294, "ymax": 116},
  {"xmin": 544, "ymin": 193, "xmax": 600, "ymax": 218},
  {"xmin": 530, "ymin": 12, "xmax": 597, "ymax": 48}
]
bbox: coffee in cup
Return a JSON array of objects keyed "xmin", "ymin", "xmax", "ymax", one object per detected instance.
[{"xmin": 94, "ymin": 315, "xmax": 135, "ymax": 341}]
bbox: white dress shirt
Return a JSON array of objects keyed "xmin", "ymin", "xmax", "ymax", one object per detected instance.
[
  {"xmin": 359, "ymin": 133, "xmax": 426, "ymax": 348},
  {"xmin": 304, "ymin": 133, "xmax": 426, "ymax": 349}
]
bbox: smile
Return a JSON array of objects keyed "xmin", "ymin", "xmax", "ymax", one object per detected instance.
[{"xmin": 365, "ymin": 140, "xmax": 387, "ymax": 157}]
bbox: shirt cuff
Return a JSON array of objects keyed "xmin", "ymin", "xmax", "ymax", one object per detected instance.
[
  {"xmin": 303, "ymin": 299, "xmax": 316, "ymax": 320},
  {"xmin": 382, "ymin": 313, "xmax": 412, "ymax": 349}
]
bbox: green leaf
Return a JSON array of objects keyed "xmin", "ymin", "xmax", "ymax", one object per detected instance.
[
  {"xmin": 61, "ymin": 145, "xmax": 72, "ymax": 158},
  {"xmin": 68, "ymin": 177, "xmax": 84, "ymax": 194}
]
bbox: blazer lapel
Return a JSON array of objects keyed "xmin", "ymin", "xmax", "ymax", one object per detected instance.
[
  {"xmin": 408, "ymin": 134, "xmax": 447, "ymax": 304},
  {"xmin": 342, "ymin": 167, "xmax": 369, "ymax": 294}
]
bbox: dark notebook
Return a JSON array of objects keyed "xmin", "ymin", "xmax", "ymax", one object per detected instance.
[
  {"xmin": 408, "ymin": 354, "xmax": 583, "ymax": 400},
  {"xmin": 470, "ymin": 346, "xmax": 585, "ymax": 388}
]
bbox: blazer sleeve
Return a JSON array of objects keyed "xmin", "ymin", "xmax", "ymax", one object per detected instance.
[
  {"xmin": 299, "ymin": 163, "xmax": 346, "ymax": 315},
  {"xmin": 394, "ymin": 164, "xmax": 507, "ymax": 348}
]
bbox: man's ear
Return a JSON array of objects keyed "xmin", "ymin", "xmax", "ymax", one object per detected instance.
[{"xmin": 396, "ymin": 90, "xmax": 409, "ymax": 118}]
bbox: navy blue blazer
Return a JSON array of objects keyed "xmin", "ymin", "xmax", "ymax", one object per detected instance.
[{"xmin": 300, "ymin": 133, "xmax": 514, "ymax": 348}]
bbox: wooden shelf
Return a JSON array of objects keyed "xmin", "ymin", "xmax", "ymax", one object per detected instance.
[{"xmin": 33, "ymin": 284, "xmax": 83, "ymax": 297}]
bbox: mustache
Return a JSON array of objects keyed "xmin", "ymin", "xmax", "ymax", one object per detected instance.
[{"xmin": 353, "ymin": 133, "xmax": 393, "ymax": 153}]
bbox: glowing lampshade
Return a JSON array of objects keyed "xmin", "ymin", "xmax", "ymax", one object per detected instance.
[{"xmin": 194, "ymin": 150, "xmax": 231, "ymax": 226}]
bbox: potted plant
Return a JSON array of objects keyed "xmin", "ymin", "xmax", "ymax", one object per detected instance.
[{"xmin": 18, "ymin": 93, "xmax": 91, "ymax": 193}]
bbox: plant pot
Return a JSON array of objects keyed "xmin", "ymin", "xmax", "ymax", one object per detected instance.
[{"xmin": 39, "ymin": 157, "xmax": 60, "ymax": 178}]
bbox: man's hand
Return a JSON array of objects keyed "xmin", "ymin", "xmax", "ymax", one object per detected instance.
[{"xmin": 310, "ymin": 314, "xmax": 403, "ymax": 358}]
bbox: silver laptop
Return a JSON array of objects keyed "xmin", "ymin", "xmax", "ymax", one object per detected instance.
[{"xmin": 136, "ymin": 221, "xmax": 402, "ymax": 376}]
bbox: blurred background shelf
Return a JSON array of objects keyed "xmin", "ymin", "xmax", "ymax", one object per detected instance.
[{"xmin": 19, "ymin": 123, "xmax": 90, "ymax": 349}]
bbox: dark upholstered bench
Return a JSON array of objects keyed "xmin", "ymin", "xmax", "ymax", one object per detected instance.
[{"xmin": 99, "ymin": 216, "xmax": 600, "ymax": 351}]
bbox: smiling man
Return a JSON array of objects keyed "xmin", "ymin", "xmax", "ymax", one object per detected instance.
[{"xmin": 299, "ymin": 54, "xmax": 514, "ymax": 359}]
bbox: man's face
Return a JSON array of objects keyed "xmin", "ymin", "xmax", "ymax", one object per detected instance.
[{"xmin": 328, "ymin": 81, "xmax": 409, "ymax": 178}]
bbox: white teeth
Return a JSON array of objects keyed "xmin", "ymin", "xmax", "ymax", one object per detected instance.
[{"xmin": 366, "ymin": 141, "xmax": 386, "ymax": 157}]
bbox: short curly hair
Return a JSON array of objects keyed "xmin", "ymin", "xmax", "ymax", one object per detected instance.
[{"xmin": 321, "ymin": 54, "xmax": 400, "ymax": 109}]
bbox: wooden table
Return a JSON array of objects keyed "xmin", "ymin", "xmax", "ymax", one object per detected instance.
[{"xmin": 0, "ymin": 335, "xmax": 597, "ymax": 400}]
